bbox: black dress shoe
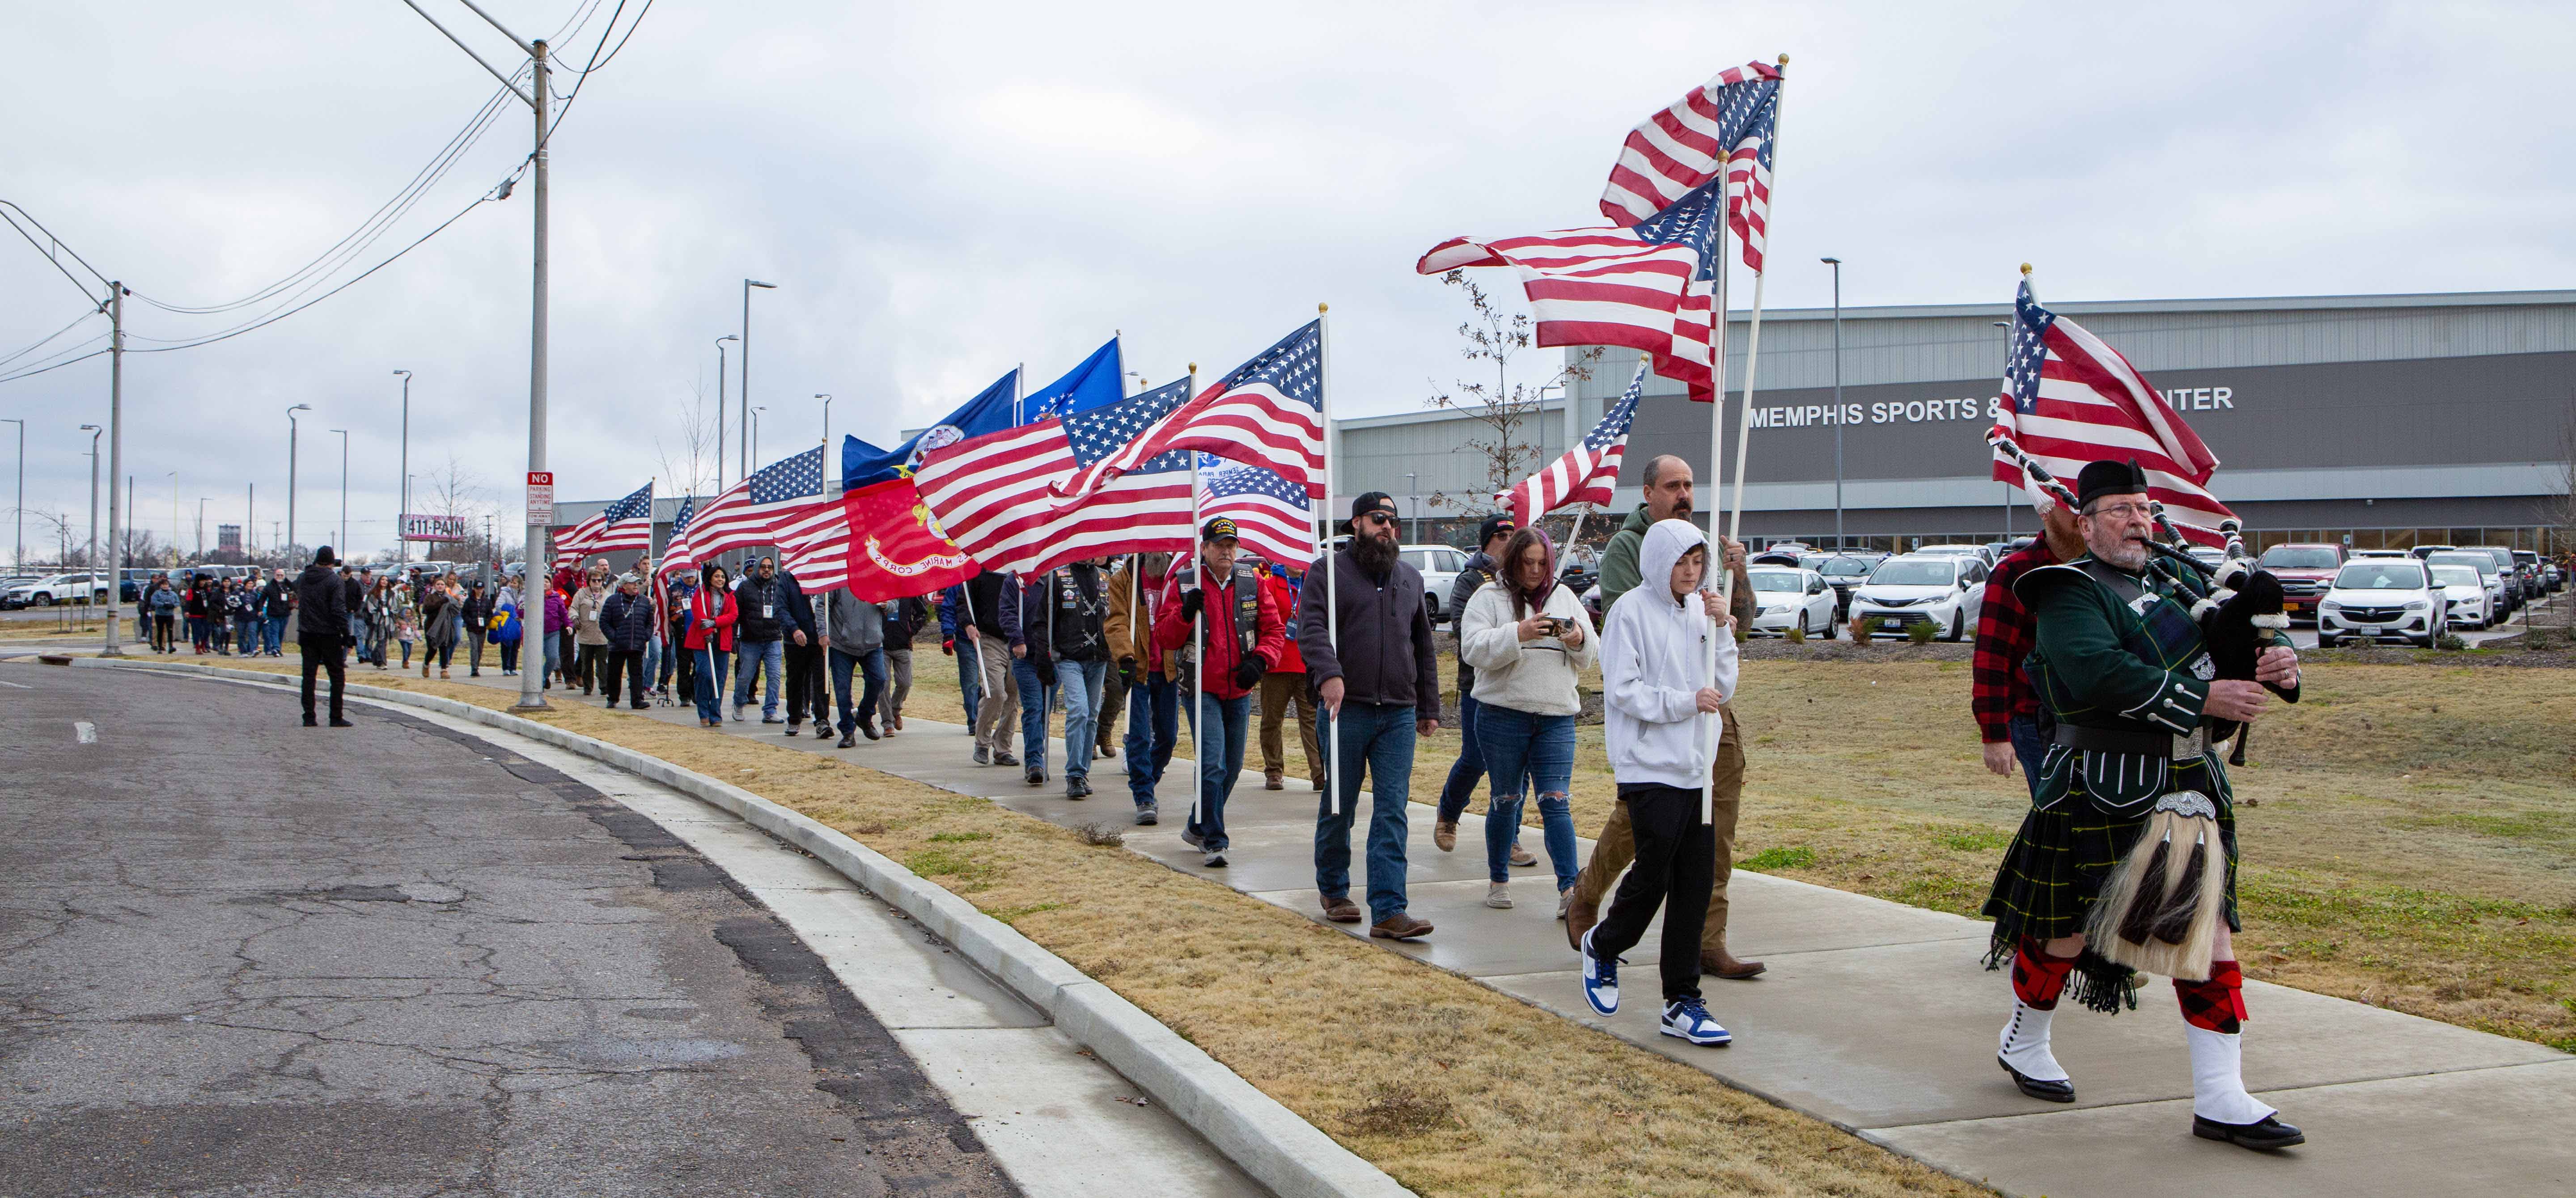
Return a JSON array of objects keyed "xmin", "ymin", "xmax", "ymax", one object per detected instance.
[
  {"xmin": 329, "ymin": 718, "xmax": 355, "ymax": 728},
  {"xmin": 1999, "ymin": 1056, "xmax": 2075, "ymax": 1103},
  {"xmin": 2193, "ymin": 1113, "xmax": 2304, "ymax": 1150},
  {"xmin": 835, "ymin": 731, "xmax": 856, "ymax": 748}
]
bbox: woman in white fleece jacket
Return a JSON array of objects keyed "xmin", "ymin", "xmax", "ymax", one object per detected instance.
[
  {"xmin": 1457, "ymin": 526, "xmax": 1598, "ymax": 912},
  {"xmin": 1581, "ymin": 517, "xmax": 1740, "ymax": 1046}
]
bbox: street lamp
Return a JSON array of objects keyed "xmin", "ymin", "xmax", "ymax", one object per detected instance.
[
  {"xmin": 286, "ymin": 404, "xmax": 310, "ymax": 556},
  {"xmin": 330, "ymin": 428, "xmax": 349, "ymax": 557},
  {"xmin": 714, "ymin": 335, "xmax": 737, "ymax": 490},
  {"xmin": 1822, "ymin": 257, "xmax": 1844, "ymax": 550},
  {"xmin": 741, "ymin": 279, "xmax": 778, "ymax": 477},
  {"xmin": 0, "ymin": 417, "xmax": 21, "ymax": 572},
  {"xmin": 815, "ymin": 394, "xmax": 831, "ymax": 451},
  {"xmin": 1404, "ymin": 471, "xmax": 1419, "ymax": 544},
  {"xmin": 393, "ymin": 370, "xmax": 412, "ymax": 566},
  {"xmin": 79, "ymin": 425, "xmax": 99, "ymax": 577},
  {"xmin": 750, "ymin": 406, "xmax": 767, "ymax": 468}
]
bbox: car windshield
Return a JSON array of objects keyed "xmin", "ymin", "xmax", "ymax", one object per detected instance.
[
  {"xmin": 1749, "ymin": 571, "xmax": 1804, "ymax": 593},
  {"xmin": 2334, "ymin": 563, "xmax": 2425, "ymax": 589},
  {"xmin": 1868, "ymin": 559, "xmax": 1957, "ymax": 587},
  {"xmin": 2427, "ymin": 553, "xmax": 2495, "ymax": 576},
  {"xmin": 2258, "ymin": 546, "xmax": 2339, "ymax": 569},
  {"xmin": 2430, "ymin": 566, "xmax": 2483, "ymax": 587},
  {"xmin": 1822, "ymin": 556, "xmax": 1873, "ymax": 575}
]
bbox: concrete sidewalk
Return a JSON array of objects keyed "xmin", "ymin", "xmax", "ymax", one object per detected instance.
[{"xmin": 328, "ymin": 668, "xmax": 2576, "ymax": 1195}]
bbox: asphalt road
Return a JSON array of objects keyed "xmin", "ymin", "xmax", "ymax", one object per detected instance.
[{"xmin": 0, "ymin": 662, "xmax": 1018, "ymax": 1198}]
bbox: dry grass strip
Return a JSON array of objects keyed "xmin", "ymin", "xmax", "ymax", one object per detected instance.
[{"xmin": 176, "ymin": 655, "xmax": 1983, "ymax": 1198}]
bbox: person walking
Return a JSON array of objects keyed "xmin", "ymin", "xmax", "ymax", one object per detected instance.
[
  {"xmin": 426, "ymin": 575, "xmax": 466, "ymax": 679},
  {"xmin": 1155, "ymin": 519, "xmax": 1284, "ymax": 867},
  {"xmin": 683, "ymin": 563, "xmax": 737, "ymax": 726},
  {"xmin": 1089, "ymin": 559, "xmax": 1127, "ymax": 765},
  {"xmin": 230, "ymin": 578, "xmax": 260, "ymax": 659},
  {"xmin": 571, "ymin": 567, "xmax": 610, "ymax": 694},
  {"xmin": 661, "ymin": 571, "xmax": 695, "ymax": 700},
  {"xmin": 823, "ymin": 584, "xmax": 886, "ymax": 747},
  {"xmin": 730, "ymin": 555, "xmax": 789, "ymax": 724},
  {"xmin": 342, "ymin": 568, "xmax": 368, "ymax": 657},
  {"xmin": 1255, "ymin": 559, "xmax": 1324, "ymax": 792},
  {"xmin": 148, "ymin": 576, "xmax": 181, "ymax": 653},
  {"xmin": 1457, "ymin": 525, "xmax": 1596, "ymax": 914},
  {"xmin": 1435, "ymin": 515, "xmax": 1517, "ymax": 852},
  {"xmin": 461, "ymin": 579, "xmax": 493, "ymax": 677},
  {"xmin": 1106, "ymin": 552, "xmax": 1177, "ymax": 825},
  {"xmin": 598, "ymin": 572, "xmax": 655, "ymax": 710},
  {"xmin": 1026, "ymin": 559, "xmax": 1112, "ymax": 798},
  {"xmin": 1300, "ymin": 495, "xmax": 1442, "ymax": 939},
  {"xmin": 1578, "ymin": 517, "xmax": 1737, "ymax": 1047},
  {"xmin": 492, "ymin": 577, "xmax": 524, "ymax": 677},
  {"xmin": 261, "ymin": 568, "xmax": 292, "ymax": 656},
  {"xmin": 542, "ymin": 581, "xmax": 569, "ymax": 690},
  {"xmin": 776, "ymin": 563, "xmax": 827, "ymax": 737},
  {"xmin": 1000, "ymin": 568, "xmax": 1059, "ymax": 787},
  {"xmin": 183, "ymin": 575, "xmax": 212, "ymax": 653},
  {"xmin": 1564, "ymin": 453, "xmax": 1764, "ymax": 980},
  {"xmin": 294, "ymin": 547, "xmax": 355, "ymax": 728},
  {"xmin": 878, "ymin": 593, "xmax": 929, "ymax": 735},
  {"xmin": 957, "ymin": 571, "xmax": 1019, "ymax": 765}
]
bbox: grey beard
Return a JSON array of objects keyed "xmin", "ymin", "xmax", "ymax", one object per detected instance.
[
  {"xmin": 1352, "ymin": 532, "xmax": 1398, "ymax": 574},
  {"xmin": 2097, "ymin": 538, "xmax": 2150, "ymax": 571}
]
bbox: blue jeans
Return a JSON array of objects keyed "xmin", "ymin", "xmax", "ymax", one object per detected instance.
[
  {"xmin": 1011, "ymin": 657, "xmax": 1059, "ymax": 774},
  {"xmin": 641, "ymin": 639, "xmax": 661, "ymax": 691},
  {"xmin": 542, "ymin": 631, "xmax": 562, "ymax": 686},
  {"xmin": 1475, "ymin": 705, "xmax": 1578, "ymax": 889},
  {"xmin": 953, "ymin": 636, "xmax": 983, "ymax": 727},
  {"xmin": 733, "ymin": 638, "xmax": 784, "ymax": 718},
  {"xmin": 1314, "ymin": 701, "xmax": 1418, "ymax": 923},
  {"xmin": 1055, "ymin": 659, "xmax": 1109, "ymax": 781},
  {"xmin": 1185, "ymin": 690, "xmax": 1252, "ymax": 852},
  {"xmin": 265, "ymin": 615, "xmax": 285, "ymax": 655},
  {"xmin": 829, "ymin": 647, "xmax": 886, "ymax": 736},
  {"xmin": 2008, "ymin": 714, "xmax": 2049, "ymax": 803},
  {"xmin": 1125, "ymin": 672, "xmax": 1179, "ymax": 808},
  {"xmin": 693, "ymin": 646, "xmax": 732, "ymax": 723},
  {"xmin": 1436, "ymin": 691, "xmax": 1486, "ymax": 822}
]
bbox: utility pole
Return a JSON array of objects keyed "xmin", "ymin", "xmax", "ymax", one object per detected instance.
[
  {"xmin": 196, "ymin": 498, "xmax": 207, "ymax": 557},
  {"xmin": 103, "ymin": 284, "xmax": 125, "ymax": 653},
  {"xmin": 1, "ymin": 417, "xmax": 23, "ymax": 572},
  {"xmin": 741, "ymin": 279, "xmax": 776, "ymax": 477},
  {"xmin": 287, "ymin": 404, "xmax": 309, "ymax": 555},
  {"xmin": 331, "ymin": 428, "xmax": 348, "ymax": 556},
  {"xmin": 394, "ymin": 369, "xmax": 412, "ymax": 566}
]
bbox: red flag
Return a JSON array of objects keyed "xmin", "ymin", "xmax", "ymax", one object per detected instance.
[{"xmin": 787, "ymin": 479, "xmax": 980, "ymax": 601}]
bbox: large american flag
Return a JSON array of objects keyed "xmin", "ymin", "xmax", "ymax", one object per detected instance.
[
  {"xmin": 1418, "ymin": 183, "xmax": 1723, "ymax": 402},
  {"xmin": 1599, "ymin": 60, "xmax": 1781, "ymax": 274},
  {"xmin": 1990, "ymin": 280, "xmax": 2235, "ymax": 544},
  {"xmin": 777, "ymin": 519, "xmax": 852, "ymax": 594},
  {"xmin": 673, "ymin": 446, "xmax": 834, "ymax": 566},
  {"xmin": 554, "ymin": 482, "xmax": 653, "ymax": 557},
  {"xmin": 1500, "ymin": 360, "xmax": 1645, "ymax": 528},
  {"xmin": 914, "ymin": 379, "xmax": 1196, "ymax": 577},
  {"xmin": 1197, "ymin": 454, "xmax": 1316, "ymax": 568},
  {"xmin": 658, "ymin": 496, "xmax": 696, "ymax": 574},
  {"xmin": 1054, "ymin": 322, "xmax": 1326, "ymax": 506}
]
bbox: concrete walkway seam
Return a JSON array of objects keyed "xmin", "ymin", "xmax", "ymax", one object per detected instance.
[{"xmin": 68, "ymin": 657, "xmax": 1414, "ymax": 1198}]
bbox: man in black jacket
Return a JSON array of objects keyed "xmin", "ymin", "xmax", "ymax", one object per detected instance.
[
  {"xmin": 294, "ymin": 547, "xmax": 354, "ymax": 727},
  {"xmin": 776, "ymin": 563, "xmax": 827, "ymax": 737},
  {"xmin": 461, "ymin": 580, "xmax": 494, "ymax": 677},
  {"xmin": 730, "ymin": 556, "xmax": 788, "ymax": 724},
  {"xmin": 597, "ymin": 573, "xmax": 656, "ymax": 710}
]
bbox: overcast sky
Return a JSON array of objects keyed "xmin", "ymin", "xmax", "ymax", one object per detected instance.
[{"xmin": 3, "ymin": 1, "xmax": 2570, "ymax": 561}]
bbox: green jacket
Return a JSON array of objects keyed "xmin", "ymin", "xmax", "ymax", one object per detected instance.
[
  {"xmin": 1598, "ymin": 504, "xmax": 1753, "ymax": 622},
  {"xmin": 2020, "ymin": 555, "xmax": 2290, "ymax": 736}
]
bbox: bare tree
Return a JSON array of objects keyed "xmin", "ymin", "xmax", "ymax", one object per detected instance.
[
  {"xmin": 1422, "ymin": 272, "xmax": 1599, "ymax": 520},
  {"xmin": 2541, "ymin": 398, "xmax": 2576, "ymax": 555},
  {"xmin": 422, "ymin": 453, "xmax": 499, "ymax": 567}
]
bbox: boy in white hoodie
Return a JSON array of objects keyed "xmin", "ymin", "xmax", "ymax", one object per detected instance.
[{"xmin": 1580, "ymin": 518, "xmax": 1738, "ymax": 1046}]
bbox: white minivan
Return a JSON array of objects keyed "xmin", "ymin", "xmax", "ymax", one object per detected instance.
[
  {"xmin": 2317, "ymin": 559, "xmax": 2442, "ymax": 648},
  {"xmin": 1847, "ymin": 554, "xmax": 1984, "ymax": 641}
]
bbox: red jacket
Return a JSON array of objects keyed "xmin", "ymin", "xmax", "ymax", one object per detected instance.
[
  {"xmin": 1153, "ymin": 566, "xmax": 1284, "ymax": 700},
  {"xmin": 1259, "ymin": 570, "xmax": 1305, "ymax": 673},
  {"xmin": 683, "ymin": 588, "xmax": 737, "ymax": 653}
]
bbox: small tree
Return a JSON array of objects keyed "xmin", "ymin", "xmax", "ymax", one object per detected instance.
[
  {"xmin": 1423, "ymin": 272, "xmax": 1600, "ymax": 524},
  {"xmin": 657, "ymin": 381, "xmax": 724, "ymax": 507}
]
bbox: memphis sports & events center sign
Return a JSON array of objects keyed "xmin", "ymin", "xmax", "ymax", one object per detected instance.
[{"xmin": 1747, "ymin": 385, "xmax": 2238, "ymax": 430}]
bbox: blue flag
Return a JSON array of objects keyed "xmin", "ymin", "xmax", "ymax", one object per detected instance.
[
  {"xmin": 843, "ymin": 368, "xmax": 1022, "ymax": 488},
  {"xmin": 1021, "ymin": 337, "xmax": 1124, "ymax": 423}
]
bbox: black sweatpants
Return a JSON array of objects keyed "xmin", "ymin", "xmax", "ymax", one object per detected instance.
[
  {"xmin": 600, "ymin": 648, "xmax": 646, "ymax": 707},
  {"xmin": 1589, "ymin": 782, "xmax": 1715, "ymax": 1004},
  {"xmin": 783, "ymin": 640, "xmax": 829, "ymax": 727},
  {"xmin": 575, "ymin": 643, "xmax": 607, "ymax": 692},
  {"xmin": 299, "ymin": 635, "xmax": 347, "ymax": 724}
]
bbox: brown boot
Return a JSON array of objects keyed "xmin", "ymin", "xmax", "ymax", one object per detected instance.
[
  {"xmin": 1319, "ymin": 894, "xmax": 1361, "ymax": 923},
  {"xmin": 1264, "ymin": 773, "xmax": 1284, "ymax": 791},
  {"xmin": 1369, "ymin": 913, "xmax": 1434, "ymax": 940},
  {"xmin": 1701, "ymin": 949, "xmax": 1767, "ymax": 980},
  {"xmin": 1564, "ymin": 893, "xmax": 1598, "ymax": 951},
  {"xmin": 1433, "ymin": 820, "xmax": 1457, "ymax": 852}
]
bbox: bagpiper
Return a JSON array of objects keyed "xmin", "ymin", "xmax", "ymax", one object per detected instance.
[{"xmin": 1980, "ymin": 458, "xmax": 2307, "ymax": 1151}]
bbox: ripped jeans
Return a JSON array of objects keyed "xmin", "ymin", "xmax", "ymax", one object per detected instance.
[{"xmin": 1474, "ymin": 703, "xmax": 1579, "ymax": 889}]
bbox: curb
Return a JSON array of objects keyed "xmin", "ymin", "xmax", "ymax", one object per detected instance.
[{"xmin": 69, "ymin": 657, "xmax": 1413, "ymax": 1198}]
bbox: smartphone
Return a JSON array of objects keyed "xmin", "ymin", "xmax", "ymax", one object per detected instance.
[{"xmin": 1533, "ymin": 616, "xmax": 1563, "ymax": 636}]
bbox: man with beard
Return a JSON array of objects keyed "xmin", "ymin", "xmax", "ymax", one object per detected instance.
[
  {"xmin": 1974, "ymin": 496, "xmax": 2088, "ymax": 796},
  {"xmin": 1300, "ymin": 494, "xmax": 1442, "ymax": 940},
  {"xmin": 1565, "ymin": 454, "xmax": 1762, "ymax": 979},
  {"xmin": 1981, "ymin": 459, "xmax": 2304, "ymax": 1151}
]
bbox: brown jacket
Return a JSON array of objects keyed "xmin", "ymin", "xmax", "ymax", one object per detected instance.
[{"xmin": 1103, "ymin": 559, "xmax": 1169, "ymax": 673}]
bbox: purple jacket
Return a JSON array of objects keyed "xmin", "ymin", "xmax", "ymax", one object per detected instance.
[{"xmin": 544, "ymin": 589, "xmax": 571, "ymax": 634}]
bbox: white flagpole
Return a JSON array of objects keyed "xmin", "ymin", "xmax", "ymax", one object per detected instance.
[
  {"xmin": 1317, "ymin": 304, "xmax": 1343, "ymax": 818},
  {"xmin": 1189, "ymin": 398, "xmax": 1204, "ymax": 831},
  {"xmin": 1726, "ymin": 55, "xmax": 1791, "ymax": 556},
  {"xmin": 961, "ymin": 583, "xmax": 990, "ymax": 701},
  {"xmin": 1700, "ymin": 159, "xmax": 1733, "ymax": 827}
]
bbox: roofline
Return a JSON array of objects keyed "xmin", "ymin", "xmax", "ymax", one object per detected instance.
[
  {"xmin": 1707, "ymin": 288, "xmax": 2576, "ymax": 323},
  {"xmin": 1335, "ymin": 398, "xmax": 1570, "ymax": 432}
]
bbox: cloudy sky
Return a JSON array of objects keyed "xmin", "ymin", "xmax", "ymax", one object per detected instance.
[{"xmin": 3, "ymin": 1, "xmax": 2569, "ymax": 561}]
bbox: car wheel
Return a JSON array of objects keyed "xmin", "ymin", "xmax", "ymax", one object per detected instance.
[
  {"xmin": 1945, "ymin": 610, "xmax": 1963, "ymax": 642},
  {"xmin": 35, "ymin": 594, "xmax": 52, "ymax": 607}
]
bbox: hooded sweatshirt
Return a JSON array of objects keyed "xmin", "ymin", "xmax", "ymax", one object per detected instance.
[{"xmin": 1599, "ymin": 519, "xmax": 1739, "ymax": 789}]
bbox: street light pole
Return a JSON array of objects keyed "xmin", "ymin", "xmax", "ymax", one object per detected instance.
[
  {"xmin": 102, "ymin": 283, "xmax": 125, "ymax": 654},
  {"xmin": 0, "ymin": 417, "xmax": 22, "ymax": 572},
  {"xmin": 286, "ymin": 404, "xmax": 309, "ymax": 555},
  {"xmin": 741, "ymin": 279, "xmax": 777, "ymax": 478},
  {"xmin": 1822, "ymin": 257, "xmax": 1844, "ymax": 550},
  {"xmin": 750, "ymin": 406, "xmax": 766, "ymax": 468},
  {"xmin": 80, "ymin": 425, "xmax": 99, "ymax": 579},
  {"xmin": 393, "ymin": 369, "xmax": 411, "ymax": 566},
  {"xmin": 1404, "ymin": 471, "xmax": 1419, "ymax": 544},
  {"xmin": 331, "ymin": 428, "xmax": 349, "ymax": 556}
]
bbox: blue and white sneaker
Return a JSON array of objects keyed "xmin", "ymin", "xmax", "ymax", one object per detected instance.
[
  {"xmin": 1579, "ymin": 926, "xmax": 1619, "ymax": 1016},
  {"xmin": 1661, "ymin": 997, "xmax": 1732, "ymax": 1046}
]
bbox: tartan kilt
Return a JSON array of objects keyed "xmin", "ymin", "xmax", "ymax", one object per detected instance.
[{"xmin": 1982, "ymin": 749, "xmax": 2243, "ymax": 948}]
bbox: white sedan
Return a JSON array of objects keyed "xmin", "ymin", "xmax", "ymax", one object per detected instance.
[
  {"xmin": 2429, "ymin": 563, "xmax": 2492, "ymax": 630},
  {"xmin": 1745, "ymin": 567, "xmax": 1838, "ymax": 637},
  {"xmin": 1847, "ymin": 554, "xmax": 1985, "ymax": 641}
]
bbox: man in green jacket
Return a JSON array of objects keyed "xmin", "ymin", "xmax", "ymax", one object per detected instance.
[{"xmin": 1568, "ymin": 453, "xmax": 1764, "ymax": 979}]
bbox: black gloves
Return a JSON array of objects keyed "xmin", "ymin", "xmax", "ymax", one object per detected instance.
[
  {"xmin": 1118, "ymin": 656, "xmax": 1138, "ymax": 683},
  {"xmin": 1231, "ymin": 657, "xmax": 1264, "ymax": 690},
  {"xmin": 1179, "ymin": 589, "xmax": 1203, "ymax": 621}
]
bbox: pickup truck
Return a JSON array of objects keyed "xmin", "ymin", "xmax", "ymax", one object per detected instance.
[{"xmin": 2253, "ymin": 543, "xmax": 2344, "ymax": 623}]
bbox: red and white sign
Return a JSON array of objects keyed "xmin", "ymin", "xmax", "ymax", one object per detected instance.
[
  {"xmin": 525, "ymin": 471, "xmax": 555, "ymax": 525},
  {"xmin": 400, "ymin": 513, "xmax": 469, "ymax": 543}
]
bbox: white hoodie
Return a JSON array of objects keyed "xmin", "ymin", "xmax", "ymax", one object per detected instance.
[{"xmin": 1600, "ymin": 519, "xmax": 1739, "ymax": 789}]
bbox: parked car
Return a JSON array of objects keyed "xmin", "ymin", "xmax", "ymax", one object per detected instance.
[
  {"xmin": 2465, "ymin": 547, "xmax": 2525, "ymax": 612},
  {"xmin": 1815, "ymin": 553, "xmax": 1882, "ymax": 619},
  {"xmin": 4, "ymin": 572, "xmax": 108, "ymax": 606},
  {"xmin": 2428, "ymin": 564, "xmax": 2493, "ymax": 630},
  {"xmin": 1749, "ymin": 549, "xmax": 1806, "ymax": 567},
  {"xmin": 2509, "ymin": 549, "xmax": 2548, "ymax": 597},
  {"xmin": 2424, "ymin": 552, "xmax": 2507, "ymax": 622},
  {"xmin": 2407, "ymin": 544, "xmax": 2457, "ymax": 560},
  {"xmin": 2348, "ymin": 549, "xmax": 2412, "ymax": 559},
  {"xmin": 1745, "ymin": 567, "xmax": 1837, "ymax": 638},
  {"xmin": 1913, "ymin": 543, "xmax": 1996, "ymax": 567},
  {"xmin": 2317, "ymin": 559, "xmax": 2442, "ymax": 648},
  {"xmin": 1847, "ymin": 554, "xmax": 1984, "ymax": 641},
  {"xmin": 1399, "ymin": 544, "xmax": 1468, "ymax": 624},
  {"xmin": 2253, "ymin": 543, "xmax": 2345, "ymax": 623}
]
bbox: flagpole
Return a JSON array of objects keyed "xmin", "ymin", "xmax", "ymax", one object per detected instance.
[
  {"xmin": 1189, "ymin": 400, "xmax": 1204, "ymax": 832},
  {"xmin": 1726, "ymin": 58, "xmax": 1790, "ymax": 556},
  {"xmin": 1317, "ymin": 303, "xmax": 1343, "ymax": 818},
  {"xmin": 1700, "ymin": 150, "xmax": 1733, "ymax": 827}
]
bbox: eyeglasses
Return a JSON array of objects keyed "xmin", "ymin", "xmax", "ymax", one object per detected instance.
[
  {"xmin": 1358, "ymin": 512, "xmax": 1396, "ymax": 527},
  {"xmin": 2083, "ymin": 502, "xmax": 2154, "ymax": 521}
]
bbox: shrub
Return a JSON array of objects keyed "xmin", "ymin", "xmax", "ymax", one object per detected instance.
[
  {"xmin": 1906, "ymin": 620, "xmax": 1938, "ymax": 645},
  {"xmin": 1785, "ymin": 622, "xmax": 1806, "ymax": 644},
  {"xmin": 2435, "ymin": 632, "xmax": 2467, "ymax": 652}
]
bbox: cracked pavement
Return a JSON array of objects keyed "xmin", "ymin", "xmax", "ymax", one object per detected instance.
[{"xmin": 0, "ymin": 663, "xmax": 1019, "ymax": 1197}]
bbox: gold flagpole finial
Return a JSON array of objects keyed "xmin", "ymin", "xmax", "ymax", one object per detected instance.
[
  {"xmin": 1188, "ymin": 362, "xmax": 1198, "ymax": 374},
  {"xmin": 1776, "ymin": 53, "xmax": 1789, "ymax": 65},
  {"xmin": 2019, "ymin": 262, "xmax": 2033, "ymax": 276},
  {"xmin": 1318, "ymin": 302, "xmax": 1329, "ymax": 314}
]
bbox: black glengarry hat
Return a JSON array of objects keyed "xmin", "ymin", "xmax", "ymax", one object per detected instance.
[{"xmin": 2075, "ymin": 458, "xmax": 2150, "ymax": 510}]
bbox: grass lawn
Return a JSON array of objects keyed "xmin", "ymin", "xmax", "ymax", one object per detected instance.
[{"xmin": 901, "ymin": 642, "xmax": 2576, "ymax": 1053}]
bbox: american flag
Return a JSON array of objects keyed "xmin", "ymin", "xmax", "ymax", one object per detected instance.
[
  {"xmin": 1599, "ymin": 60, "xmax": 1782, "ymax": 274},
  {"xmin": 1055, "ymin": 322, "xmax": 1326, "ymax": 506},
  {"xmin": 1197, "ymin": 454, "xmax": 1316, "ymax": 568},
  {"xmin": 1419, "ymin": 183, "xmax": 1723, "ymax": 402},
  {"xmin": 1500, "ymin": 360, "xmax": 1645, "ymax": 528},
  {"xmin": 914, "ymin": 378, "xmax": 1196, "ymax": 577},
  {"xmin": 658, "ymin": 496, "xmax": 696, "ymax": 574},
  {"xmin": 676, "ymin": 446, "xmax": 835, "ymax": 566},
  {"xmin": 1990, "ymin": 280, "xmax": 2236, "ymax": 544},
  {"xmin": 777, "ymin": 519, "xmax": 852, "ymax": 594},
  {"xmin": 553, "ymin": 482, "xmax": 653, "ymax": 557}
]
